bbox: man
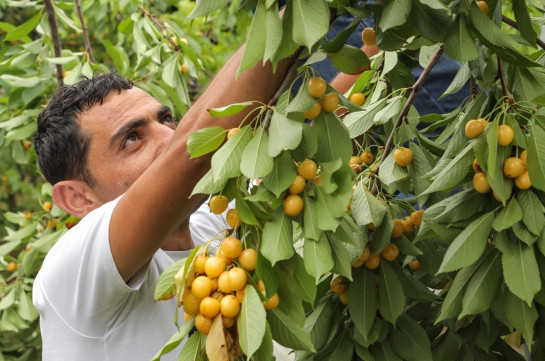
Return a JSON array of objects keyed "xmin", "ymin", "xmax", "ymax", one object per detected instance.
[{"xmin": 32, "ymin": 45, "xmax": 294, "ymax": 360}]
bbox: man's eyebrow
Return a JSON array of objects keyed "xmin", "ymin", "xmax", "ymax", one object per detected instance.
[
  {"xmin": 157, "ymin": 105, "xmax": 172, "ymax": 119},
  {"xmin": 109, "ymin": 118, "xmax": 147, "ymax": 150}
]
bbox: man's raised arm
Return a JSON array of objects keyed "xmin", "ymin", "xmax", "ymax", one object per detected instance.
[{"xmin": 111, "ymin": 47, "xmax": 297, "ymax": 281}]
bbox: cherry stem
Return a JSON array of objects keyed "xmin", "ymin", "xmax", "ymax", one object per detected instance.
[
  {"xmin": 75, "ymin": 0, "xmax": 95, "ymax": 63},
  {"xmin": 43, "ymin": 0, "xmax": 63, "ymax": 87},
  {"xmin": 370, "ymin": 44, "xmax": 445, "ymax": 195},
  {"xmin": 502, "ymin": 15, "xmax": 545, "ymax": 51}
]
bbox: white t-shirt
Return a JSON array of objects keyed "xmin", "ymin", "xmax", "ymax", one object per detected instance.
[{"xmin": 33, "ymin": 196, "xmax": 228, "ymax": 361}]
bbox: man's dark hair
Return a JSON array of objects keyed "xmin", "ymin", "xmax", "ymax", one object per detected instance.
[{"xmin": 34, "ymin": 73, "xmax": 133, "ymax": 186}]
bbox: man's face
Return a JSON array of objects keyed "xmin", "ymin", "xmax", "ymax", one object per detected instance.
[{"xmin": 78, "ymin": 87, "xmax": 176, "ymax": 204}]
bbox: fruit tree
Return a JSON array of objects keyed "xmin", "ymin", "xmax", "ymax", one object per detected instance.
[{"xmin": 2, "ymin": 0, "xmax": 545, "ymax": 360}]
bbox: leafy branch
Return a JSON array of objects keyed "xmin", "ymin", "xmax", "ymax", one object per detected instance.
[
  {"xmin": 43, "ymin": 0, "xmax": 63, "ymax": 87},
  {"xmin": 139, "ymin": 6, "xmax": 179, "ymax": 50},
  {"xmin": 501, "ymin": 15, "xmax": 545, "ymax": 51},
  {"xmin": 262, "ymin": 56, "xmax": 305, "ymax": 130},
  {"xmin": 75, "ymin": 0, "xmax": 95, "ymax": 63},
  {"xmin": 370, "ymin": 44, "xmax": 445, "ymax": 195},
  {"xmin": 497, "ymin": 58, "xmax": 509, "ymax": 101}
]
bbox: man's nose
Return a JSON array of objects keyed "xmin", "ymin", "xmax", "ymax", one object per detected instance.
[{"xmin": 153, "ymin": 123, "xmax": 175, "ymax": 157}]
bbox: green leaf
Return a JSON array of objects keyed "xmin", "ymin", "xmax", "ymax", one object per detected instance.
[
  {"xmin": 238, "ymin": 285, "xmax": 267, "ymax": 358},
  {"xmin": 329, "ymin": 233, "xmax": 353, "ymax": 280},
  {"xmin": 154, "ymin": 258, "xmax": 186, "ymax": 301},
  {"xmin": 264, "ymin": 2, "xmax": 283, "ymax": 63},
  {"xmin": 187, "ymin": 126, "xmax": 226, "ymax": 159},
  {"xmin": 314, "ymin": 112, "xmax": 352, "ymax": 163},
  {"xmin": 292, "ymin": 123, "xmax": 318, "ymax": 161},
  {"xmin": 378, "ymin": 151, "xmax": 409, "ymax": 186},
  {"xmin": 351, "ymin": 182, "xmax": 386, "ymax": 228},
  {"xmin": 316, "ymin": 329, "xmax": 354, "ymax": 361},
  {"xmin": 251, "ymin": 323, "xmax": 273, "ymax": 361},
  {"xmin": 261, "ymin": 208, "xmax": 294, "ymax": 265},
  {"xmin": 262, "ymin": 151, "xmax": 297, "ymax": 197},
  {"xmin": 390, "ymin": 265, "xmax": 436, "ymax": 301},
  {"xmin": 303, "ymin": 193, "xmax": 321, "ymax": 241},
  {"xmin": 188, "ymin": 0, "xmax": 230, "ymax": 19},
  {"xmin": 378, "ymin": 0, "xmax": 412, "ymax": 31},
  {"xmin": 444, "ymin": 16, "xmax": 479, "ymax": 62},
  {"xmin": 460, "ymin": 249, "xmax": 501, "ymax": 317},
  {"xmin": 469, "ymin": 2, "xmax": 537, "ymax": 67},
  {"xmin": 349, "ymin": 267, "xmax": 377, "ymax": 341},
  {"xmin": 509, "ymin": 67, "xmax": 545, "ymax": 103},
  {"xmin": 516, "ymin": 0, "xmax": 539, "ymax": 44},
  {"xmin": 438, "ymin": 211, "xmax": 495, "ymax": 273},
  {"xmin": 512, "ymin": 221, "xmax": 538, "ymax": 246},
  {"xmin": 286, "ymin": 79, "xmax": 316, "ymax": 114},
  {"xmin": 238, "ymin": 2, "xmax": 267, "ymax": 75},
  {"xmin": 437, "ymin": 259, "xmax": 481, "ymax": 322},
  {"xmin": 291, "ymin": 0, "xmax": 329, "ymax": 50},
  {"xmin": 517, "ymin": 190, "xmax": 545, "ymax": 236},
  {"xmin": 411, "ymin": 0, "xmax": 451, "ymax": 43},
  {"xmin": 240, "ymin": 127, "xmax": 274, "ymax": 179},
  {"xmin": 207, "ymin": 101, "xmax": 253, "ymax": 117},
  {"xmin": 268, "ymin": 111, "xmax": 303, "ymax": 157},
  {"xmin": 304, "ymin": 298, "xmax": 333, "ymax": 350},
  {"xmin": 0, "ymin": 75, "xmax": 42, "ymax": 88},
  {"xmin": 373, "ymin": 96, "xmax": 404, "ymax": 125},
  {"xmin": 5, "ymin": 13, "xmax": 40, "ymax": 41},
  {"xmin": 268, "ymin": 308, "xmax": 315, "ymax": 351},
  {"xmin": 492, "ymin": 198, "xmax": 522, "ymax": 232},
  {"xmin": 442, "ymin": 62, "xmax": 470, "ymax": 98},
  {"xmin": 343, "ymin": 100, "xmax": 386, "ymax": 138},
  {"xmin": 18, "ymin": 290, "xmax": 38, "ymax": 322},
  {"xmin": 291, "ymin": 255, "xmax": 317, "ymax": 304},
  {"xmin": 191, "ymin": 169, "xmax": 229, "ymax": 197},
  {"xmin": 211, "ymin": 126, "xmax": 252, "ymax": 180},
  {"xmin": 502, "ymin": 239, "xmax": 541, "ymax": 306},
  {"xmin": 390, "ymin": 315, "xmax": 433, "ymax": 361},
  {"xmin": 303, "ymin": 234, "xmax": 334, "ymax": 281},
  {"xmin": 178, "ymin": 333, "xmax": 203, "ymax": 361},
  {"xmin": 422, "ymin": 145, "xmax": 473, "ymax": 195},
  {"xmin": 371, "ymin": 216, "xmax": 394, "ymax": 255},
  {"xmin": 504, "ymin": 291, "xmax": 538, "ymax": 351},
  {"xmin": 150, "ymin": 318, "xmax": 195, "ymax": 361},
  {"xmin": 527, "ymin": 124, "xmax": 545, "ymax": 192},
  {"xmin": 370, "ymin": 339, "xmax": 403, "ymax": 361},
  {"xmin": 378, "ymin": 261, "xmax": 405, "ymax": 325},
  {"xmin": 328, "ymin": 45, "xmax": 370, "ymax": 75}
]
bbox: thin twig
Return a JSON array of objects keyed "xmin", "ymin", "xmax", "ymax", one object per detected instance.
[
  {"xmin": 139, "ymin": 6, "xmax": 179, "ymax": 50},
  {"xmin": 262, "ymin": 57, "xmax": 305, "ymax": 130},
  {"xmin": 43, "ymin": 0, "xmax": 63, "ymax": 87},
  {"xmin": 470, "ymin": 78, "xmax": 478, "ymax": 99},
  {"xmin": 502, "ymin": 15, "xmax": 545, "ymax": 50},
  {"xmin": 370, "ymin": 44, "xmax": 445, "ymax": 195},
  {"xmin": 75, "ymin": 0, "xmax": 95, "ymax": 63},
  {"xmin": 497, "ymin": 58, "xmax": 509, "ymax": 100}
]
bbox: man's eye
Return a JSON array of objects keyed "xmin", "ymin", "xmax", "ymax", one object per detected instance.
[
  {"xmin": 161, "ymin": 115, "xmax": 175, "ymax": 124},
  {"xmin": 122, "ymin": 133, "xmax": 138, "ymax": 148}
]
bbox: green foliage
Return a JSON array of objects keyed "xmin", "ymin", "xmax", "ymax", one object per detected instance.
[
  {"xmin": 4, "ymin": 0, "xmax": 545, "ymax": 360},
  {"xmin": 0, "ymin": 0, "xmax": 251, "ymax": 359}
]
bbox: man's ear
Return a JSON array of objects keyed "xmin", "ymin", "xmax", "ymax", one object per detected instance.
[{"xmin": 52, "ymin": 180, "xmax": 101, "ymax": 218}]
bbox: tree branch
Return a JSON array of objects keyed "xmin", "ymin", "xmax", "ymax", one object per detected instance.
[
  {"xmin": 370, "ymin": 44, "xmax": 445, "ymax": 195},
  {"xmin": 43, "ymin": 0, "xmax": 63, "ymax": 87},
  {"xmin": 502, "ymin": 15, "xmax": 545, "ymax": 51},
  {"xmin": 497, "ymin": 58, "xmax": 509, "ymax": 100},
  {"xmin": 75, "ymin": 0, "xmax": 95, "ymax": 63},
  {"xmin": 262, "ymin": 57, "xmax": 305, "ymax": 130},
  {"xmin": 139, "ymin": 6, "xmax": 179, "ymax": 50}
]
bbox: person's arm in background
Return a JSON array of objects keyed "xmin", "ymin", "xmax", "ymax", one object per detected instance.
[{"xmin": 111, "ymin": 46, "xmax": 297, "ymax": 282}]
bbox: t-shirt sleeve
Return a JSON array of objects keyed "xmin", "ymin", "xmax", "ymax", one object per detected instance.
[
  {"xmin": 34, "ymin": 195, "xmax": 151, "ymax": 337},
  {"xmin": 189, "ymin": 198, "xmax": 231, "ymax": 246}
]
